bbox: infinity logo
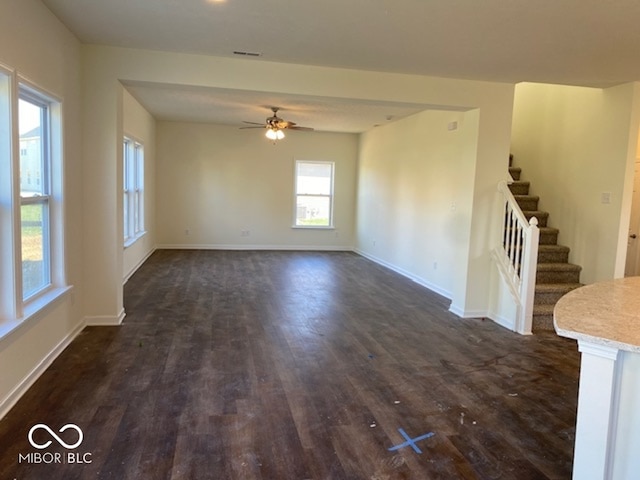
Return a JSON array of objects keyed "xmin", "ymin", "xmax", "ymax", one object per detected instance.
[{"xmin": 28, "ymin": 424, "xmax": 84, "ymax": 450}]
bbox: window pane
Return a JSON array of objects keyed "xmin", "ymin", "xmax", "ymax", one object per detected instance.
[
  {"xmin": 19, "ymin": 99, "xmax": 46, "ymax": 197},
  {"xmin": 21, "ymin": 202, "xmax": 49, "ymax": 297},
  {"xmin": 296, "ymin": 195, "xmax": 330, "ymax": 226},
  {"xmin": 297, "ymin": 163, "xmax": 332, "ymax": 195},
  {"xmin": 124, "ymin": 138, "xmax": 144, "ymax": 241},
  {"xmin": 124, "ymin": 193, "xmax": 129, "ymax": 239}
]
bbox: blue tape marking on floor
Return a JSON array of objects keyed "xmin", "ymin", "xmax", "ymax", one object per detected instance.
[{"xmin": 388, "ymin": 428, "xmax": 434, "ymax": 454}]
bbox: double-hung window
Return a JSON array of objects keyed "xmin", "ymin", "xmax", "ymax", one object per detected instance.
[
  {"xmin": 123, "ymin": 137, "xmax": 144, "ymax": 245},
  {"xmin": 19, "ymin": 91, "xmax": 52, "ymax": 299},
  {"xmin": 294, "ymin": 160, "xmax": 334, "ymax": 227},
  {"xmin": 0, "ymin": 71, "xmax": 66, "ymax": 330}
]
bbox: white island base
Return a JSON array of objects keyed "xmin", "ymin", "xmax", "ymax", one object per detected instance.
[{"xmin": 554, "ymin": 277, "xmax": 640, "ymax": 480}]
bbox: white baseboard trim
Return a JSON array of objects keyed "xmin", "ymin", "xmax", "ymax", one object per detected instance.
[
  {"xmin": 487, "ymin": 311, "xmax": 517, "ymax": 332},
  {"xmin": 0, "ymin": 319, "xmax": 85, "ymax": 420},
  {"xmin": 85, "ymin": 308, "xmax": 125, "ymax": 326},
  {"xmin": 124, "ymin": 247, "xmax": 156, "ymax": 284},
  {"xmin": 156, "ymin": 243, "xmax": 354, "ymax": 252},
  {"xmin": 448, "ymin": 304, "xmax": 489, "ymax": 319},
  {"xmin": 354, "ymin": 249, "xmax": 453, "ymax": 300}
]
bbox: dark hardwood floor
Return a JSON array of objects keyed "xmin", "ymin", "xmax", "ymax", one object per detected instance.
[{"xmin": 0, "ymin": 250, "xmax": 580, "ymax": 479}]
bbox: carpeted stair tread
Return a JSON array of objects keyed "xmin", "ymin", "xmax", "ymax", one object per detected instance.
[
  {"xmin": 514, "ymin": 194, "xmax": 539, "ymax": 201},
  {"xmin": 538, "ymin": 244, "xmax": 570, "ymax": 253},
  {"xmin": 533, "ymin": 303, "xmax": 556, "ymax": 316},
  {"xmin": 535, "ymin": 282, "xmax": 582, "ymax": 293},
  {"xmin": 508, "ymin": 181, "xmax": 530, "ymax": 195},
  {"xmin": 538, "ymin": 244, "xmax": 570, "ymax": 262},
  {"xmin": 534, "ymin": 283, "xmax": 582, "ymax": 305},
  {"xmin": 514, "ymin": 195, "xmax": 540, "ymax": 211},
  {"xmin": 536, "ymin": 263, "xmax": 582, "ymax": 284},
  {"xmin": 536, "ymin": 262, "xmax": 582, "ymax": 272},
  {"xmin": 523, "ymin": 210, "xmax": 548, "ymax": 216},
  {"xmin": 509, "ymin": 167, "xmax": 521, "ymax": 181}
]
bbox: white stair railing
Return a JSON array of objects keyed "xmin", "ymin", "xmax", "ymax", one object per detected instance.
[{"xmin": 493, "ymin": 181, "xmax": 540, "ymax": 335}]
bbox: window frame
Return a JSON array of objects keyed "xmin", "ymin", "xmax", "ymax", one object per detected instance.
[
  {"xmin": 18, "ymin": 89, "xmax": 52, "ymax": 301},
  {"xmin": 0, "ymin": 70, "xmax": 70, "ymax": 335},
  {"xmin": 293, "ymin": 160, "xmax": 335, "ymax": 229},
  {"xmin": 123, "ymin": 135, "xmax": 145, "ymax": 247}
]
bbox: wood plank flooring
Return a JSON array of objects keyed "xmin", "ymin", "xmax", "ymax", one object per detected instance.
[{"xmin": 0, "ymin": 250, "xmax": 580, "ymax": 479}]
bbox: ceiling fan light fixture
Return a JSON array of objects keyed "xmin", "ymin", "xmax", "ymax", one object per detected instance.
[{"xmin": 265, "ymin": 128, "xmax": 284, "ymax": 140}]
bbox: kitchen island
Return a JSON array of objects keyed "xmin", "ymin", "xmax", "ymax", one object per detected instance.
[{"xmin": 554, "ymin": 276, "xmax": 640, "ymax": 480}]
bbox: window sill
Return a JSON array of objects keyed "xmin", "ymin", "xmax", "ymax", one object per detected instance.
[
  {"xmin": 291, "ymin": 225, "xmax": 335, "ymax": 230},
  {"xmin": 124, "ymin": 230, "xmax": 147, "ymax": 249},
  {"xmin": 0, "ymin": 285, "xmax": 73, "ymax": 342}
]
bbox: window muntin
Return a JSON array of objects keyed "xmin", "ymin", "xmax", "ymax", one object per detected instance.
[{"xmin": 294, "ymin": 161, "xmax": 334, "ymax": 227}]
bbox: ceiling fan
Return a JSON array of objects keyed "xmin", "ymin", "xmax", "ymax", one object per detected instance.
[{"xmin": 241, "ymin": 107, "xmax": 314, "ymax": 140}]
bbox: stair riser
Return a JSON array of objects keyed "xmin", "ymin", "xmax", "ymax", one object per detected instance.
[
  {"xmin": 539, "ymin": 231, "xmax": 558, "ymax": 245},
  {"xmin": 535, "ymin": 291, "xmax": 571, "ymax": 305},
  {"xmin": 533, "ymin": 314, "xmax": 554, "ymax": 332},
  {"xmin": 516, "ymin": 198, "xmax": 539, "ymax": 211},
  {"xmin": 508, "ymin": 184, "xmax": 530, "ymax": 195},
  {"xmin": 538, "ymin": 250, "xmax": 569, "ymax": 263},
  {"xmin": 537, "ymin": 270, "xmax": 581, "ymax": 284}
]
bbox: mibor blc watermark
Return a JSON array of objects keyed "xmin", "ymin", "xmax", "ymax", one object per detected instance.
[{"xmin": 18, "ymin": 424, "xmax": 92, "ymax": 465}]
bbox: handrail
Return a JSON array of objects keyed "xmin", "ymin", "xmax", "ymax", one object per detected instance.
[{"xmin": 495, "ymin": 180, "xmax": 540, "ymax": 334}]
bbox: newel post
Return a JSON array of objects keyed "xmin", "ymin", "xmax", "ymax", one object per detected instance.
[{"xmin": 518, "ymin": 216, "xmax": 539, "ymax": 334}]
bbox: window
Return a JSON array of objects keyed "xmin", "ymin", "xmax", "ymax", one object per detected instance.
[
  {"xmin": 0, "ymin": 73, "xmax": 67, "ymax": 329},
  {"xmin": 294, "ymin": 161, "xmax": 334, "ymax": 227},
  {"xmin": 19, "ymin": 92, "xmax": 51, "ymax": 299},
  {"xmin": 123, "ymin": 137, "xmax": 144, "ymax": 245}
]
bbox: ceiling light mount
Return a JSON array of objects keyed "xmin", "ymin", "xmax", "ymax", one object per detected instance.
[{"xmin": 240, "ymin": 106, "xmax": 314, "ymax": 142}]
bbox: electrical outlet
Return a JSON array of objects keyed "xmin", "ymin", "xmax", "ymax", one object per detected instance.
[{"xmin": 185, "ymin": 229, "xmax": 190, "ymax": 236}]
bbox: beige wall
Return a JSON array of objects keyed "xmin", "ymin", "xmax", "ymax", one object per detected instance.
[
  {"xmin": 0, "ymin": 0, "xmax": 83, "ymax": 417},
  {"xmin": 123, "ymin": 89, "xmax": 156, "ymax": 280},
  {"xmin": 156, "ymin": 122, "xmax": 358, "ymax": 249},
  {"xmin": 511, "ymin": 82, "xmax": 640, "ymax": 284},
  {"xmin": 356, "ymin": 109, "xmax": 477, "ymax": 298}
]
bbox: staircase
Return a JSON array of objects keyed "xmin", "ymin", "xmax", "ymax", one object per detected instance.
[{"xmin": 508, "ymin": 158, "xmax": 582, "ymax": 332}]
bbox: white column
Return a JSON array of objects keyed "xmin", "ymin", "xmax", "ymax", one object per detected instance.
[{"xmin": 573, "ymin": 341, "xmax": 620, "ymax": 480}]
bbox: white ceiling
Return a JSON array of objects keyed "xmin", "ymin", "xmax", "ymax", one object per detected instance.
[{"xmin": 41, "ymin": 0, "xmax": 640, "ymax": 132}]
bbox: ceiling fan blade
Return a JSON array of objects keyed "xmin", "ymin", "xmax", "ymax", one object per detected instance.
[
  {"xmin": 243, "ymin": 107, "xmax": 314, "ymax": 134},
  {"xmin": 239, "ymin": 126, "xmax": 266, "ymax": 129}
]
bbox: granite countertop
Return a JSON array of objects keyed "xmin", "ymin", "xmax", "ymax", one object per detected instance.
[{"xmin": 553, "ymin": 276, "xmax": 640, "ymax": 353}]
